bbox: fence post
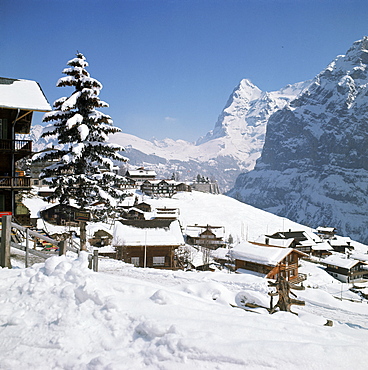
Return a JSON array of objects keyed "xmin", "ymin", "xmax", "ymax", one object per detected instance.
[
  {"xmin": 0, "ymin": 215, "xmax": 12, "ymax": 268},
  {"xmin": 93, "ymin": 249, "xmax": 98, "ymax": 272},
  {"xmin": 59, "ymin": 239, "xmax": 67, "ymax": 256},
  {"xmin": 25, "ymin": 228, "xmax": 29, "ymax": 268}
]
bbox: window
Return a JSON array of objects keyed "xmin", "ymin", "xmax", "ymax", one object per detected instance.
[
  {"xmin": 152, "ymin": 256, "xmax": 165, "ymax": 266},
  {"xmin": 131, "ymin": 257, "xmax": 140, "ymax": 267}
]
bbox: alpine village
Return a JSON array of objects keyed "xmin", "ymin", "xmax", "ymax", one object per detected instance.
[{"xmin": 1, "ymin": 52, "xmax": 368, "ymax": 337}]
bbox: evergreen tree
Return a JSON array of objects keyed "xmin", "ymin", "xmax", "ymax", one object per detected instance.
[{"xmin": 34, "ymin": 52, "xmax": 126, "ymax": 226}]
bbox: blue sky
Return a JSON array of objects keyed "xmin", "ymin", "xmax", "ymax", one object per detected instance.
[{"xmin": 2, "ymin": 0, "xmax": 368, "ymax": 141}]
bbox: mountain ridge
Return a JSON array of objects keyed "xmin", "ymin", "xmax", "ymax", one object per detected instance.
[
  {"xmin": 228, "ymin": 37, "xmax": 368, "ymax": 244},
  {"xmin": 29, "ymin": 79, "xmax": 307, "ymax": 191}
]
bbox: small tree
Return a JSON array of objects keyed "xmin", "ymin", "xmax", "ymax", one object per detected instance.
[{"xmin": 34, "ymin": 52, "xmax": 127, "ymax": 249}]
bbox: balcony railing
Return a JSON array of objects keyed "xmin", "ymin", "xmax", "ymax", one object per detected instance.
[
  {"xmin": 279, "ymin": 262, "xmax": 298, "ymax": 270},
  {"xmin": 0, "ymin": 139, "xmax": 32, "ymax": 152},
  {"xmin": 0, "ymin": 176, "xmax": 31, "ymax": 189}
]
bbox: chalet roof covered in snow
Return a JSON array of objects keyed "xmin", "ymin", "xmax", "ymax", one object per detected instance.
[
  {"xmin": 0, "ymin": 77, "xmax": 51, "ymax": 111},
  {"xmin": 230, "ymin": 241, "xmax": 304, "ymax": 266},
  {"xmin": 329, "ymin": 236, "xmax": 353, "ymax": 246},
  {"xmin": 252, "ymin": 235, "xmax": 294, "ymax": 248},
  {"xmin": 113, "ymin": 219, "xmax": 185, "ymax": 247},
  {"xmin": 317, "ymin": 227, "xmax": 336, "ymax": 233},
  {"xmin": 126, "ymin": 168, "xmax": 157, "ymax": 177},
  {"xmin": 311, "ymin": 241, "xmax": 333, "ymax": 251},
  {"xmin": 323, "ymin": 255, "xmax": 367, "ymax": 269},
  {"xmin": 185, "ymin": 225, "xmax": 224, "ymax": 238}
]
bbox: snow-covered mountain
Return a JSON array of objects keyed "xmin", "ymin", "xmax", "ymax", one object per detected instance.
[
  {"xmin": 228, "ymin": 37, "xmax": 368, "ymax": 244},
  {"xmin": 29, "ymin": 79, "xmax": 306, "ymax": 191},
  {"xmin": 106, "ymin": 80, "xmax": 308, "ymax": 191}
]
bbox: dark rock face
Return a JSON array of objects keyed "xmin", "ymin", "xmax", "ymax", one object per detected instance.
[{"xmin": 228, "ymin": 37, "xmax": 368, "ymax": 244}]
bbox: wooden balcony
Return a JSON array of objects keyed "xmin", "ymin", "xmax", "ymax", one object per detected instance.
[
  {"xmin": 0, "ymin": 139, "xmax": 32, "ymax": 161},
  {"xmin": 279, "ymin": 262, "xmax": 298, "ymax": 270},
  {"xmin": 0, "ymin": 176, "xmax": 31, "ymax": 189}
]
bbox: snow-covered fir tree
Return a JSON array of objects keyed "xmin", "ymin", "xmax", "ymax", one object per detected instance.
[{"xmin": 33, "ymin": 52, "xmax": 127, "ymax": 222}]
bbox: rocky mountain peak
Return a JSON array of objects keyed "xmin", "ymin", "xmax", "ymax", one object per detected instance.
[{"xmin": 228, "ymin": 38, "xmax": 368, "ymax": 244}]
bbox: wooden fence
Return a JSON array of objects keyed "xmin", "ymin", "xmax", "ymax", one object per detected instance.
[{"xmin": 0, "ymin": 215, "xmax": 98, "ymax": 271}]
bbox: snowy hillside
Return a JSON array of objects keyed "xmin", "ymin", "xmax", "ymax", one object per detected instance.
[
  {"xmin": 228, "ymin": 37, "xmax": 368, "ymax": 244},
  {"xmin": 3, "ymin": 190, "xmax": 368, "ymax": 368},
  {"xmin": 28, "ymin": 79, "xmax": 307, "ymax": 192}
]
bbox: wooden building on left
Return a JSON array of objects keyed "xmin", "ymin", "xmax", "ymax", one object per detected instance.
[{"xmin": 0, "ymin": 77, "xmax": 51, "ymax": 223}]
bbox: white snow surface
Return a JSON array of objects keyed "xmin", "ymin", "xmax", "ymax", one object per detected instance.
[
  {"xmin": 2, "ymin": 251, "xmax": 368, "ymax": 369},
  {"xmin": 0, "ymin": 78, "xmax": 51, "ymax": 111},
  {"xmin": 2, "ymin": 190, "xmax": 368, "ymax": 368},
  {"xmin": 230, "ymin": 241, "xmax": 294, "ymax": 266},
  {"xmin": 113, "ymin": 220, "xmax": 184, "ymax": 247}
]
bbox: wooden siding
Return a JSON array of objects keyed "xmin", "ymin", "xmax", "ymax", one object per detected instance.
[
  {"xmin": 235, "ymin": 250, "xmax": 302, "ymax": 282},
  {"xmin": 116, "ymin": 245, "xmax": 178, "ymax": 269}
]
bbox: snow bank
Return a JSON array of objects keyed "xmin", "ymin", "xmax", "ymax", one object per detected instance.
[{"xmin": 1, "ymin": 254, "xmax": 368, "ymax": 369}]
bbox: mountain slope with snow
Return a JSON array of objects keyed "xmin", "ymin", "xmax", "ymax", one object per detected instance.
[
  {"xmin": 228, "ymin": 37, "xmax": 368, "ymax": 244},
  {"xmin": 107, "ymin": 79, "xmax": 308, "ymax": 191},
  {"xmin": 28, "ymin": 79, "xmax": 307, "ymax": 191}
]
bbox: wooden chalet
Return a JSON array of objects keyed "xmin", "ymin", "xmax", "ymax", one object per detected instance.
[
  {"xmin": 250, "ymin": 235, "xmax": 294, "ymax": 249},
  {"xmin": 134, "ymin": 201, "xmax": 151, "ymax": 212},
  {"xmin": 267, "ymin": 230, "xmax": 321, "ymax": 254},
  {"xmin": 230, "ymin": 241, "xmax": 307, "ymax": 282},
  {"xmin": 121, "ymin": 207, "xmax": 146, "ymax": 220},
  {"xmin": 316, "ymin": 226, "xmax": 337, "ymax": 240},
  {"xmin": 153, "ymin": 207, "xmax": 180, "ymax": 220},
  {"xmin": 113, "ymin": 219, "xmax": 185, "ymax": 269},
  {"xmin": 88, "ymin": 229, "xmax": 113, "ymax": 248},
  {"xmin": 125, "ymin": 167, "xmax": 156, "ymax": 185},
  {"xmin": 251, "ymin": 234, "xmax": 332, "ymax": 259},
  {"xmin": 141, "ymin": 179, "xmax": 176, "ymax": 197},
  {"xmin": 186, "ymin": 225, "xmax": 226, "ymax": 250},
  {"xmin": 328, "ymin": 236, "xmax": 354, "ymax": 253},
  {"xmin": 41, "ymin": 203, "xmax": 80, "ymax": 226},
  {"xmin": 310, "ymin": 241, "xmax": 333, "ymax": 258},
  {"xmin": 0, "ymin": 77, "xmax": 51, "ymax": 223},
  {"xmin": 141, "ymin": 179, "xmax": 191, "ymax": 198},
  {"xmin": 323, "ymin": 255, "xmax": 368, "ymax": 283}
]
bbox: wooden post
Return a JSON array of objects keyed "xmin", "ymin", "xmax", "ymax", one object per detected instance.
[
  {"xmin": 59, "ymin": 239, "xmax": 67, "ymax": 256},
  {"xmin": 80, "ymin": 221, "xmax": 87, "ymax": 251},
  {"xmin": 25, "ymin": 228, "xmax": 29, "ymax": 268},
  {"xmin": 0, "ymin": 215, "xmax": 12, "ymax": 268},
  {"xmin": 93, "ymin": 249, "xmax": 98, "ymax": 272},
  {"xmin": 268, "ymin": 276, "xmax": 305, "ymax": 315}
]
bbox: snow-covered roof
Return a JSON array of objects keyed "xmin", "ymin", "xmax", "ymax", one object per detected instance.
[
  {"xmin": 329, "ymin": 236, "xmax": 353, "ymax": 246},
  {"xmin": 211, "ymin": 248, "xmax": 230, "ymax": 260},
  {"xmin": 113, "ymin": 219, "xmax": 184, "ymax": 247},
  {"xmin": 186, "ymin": 225, "xmax": 224, "ymax": 238},
  {"xmin": 317, "ymin": 227, "xmax": 336, "ymax": 233},
  {"xmin": 323, "ymin": 255, "xmax": 366, "ymax": 269},
  {"xmin": 230, "ymin": 241, "xmax": 299, "ymax": 266},
  {"xmin": 252, "ymin": 235, "xmax": 294, "ymax": 248},
  {"xmin": 127, "ymin": 168, "xmax": 157, "ymax": 177},
  {"xmin": 0, "ymin": 77, "xmax": 51, "ymax": 111},
  {"xmin": 351, "ymin": 252, "xmax": 368, "ymax": 262},
  {"xmin": 311, "ymin": 241, "xmax": 333, "ymax": 251}
]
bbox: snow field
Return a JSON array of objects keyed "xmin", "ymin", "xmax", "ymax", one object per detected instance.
[{"xmin": 1, "ymin": 252, "xmax": 368, "ymax": 369}]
